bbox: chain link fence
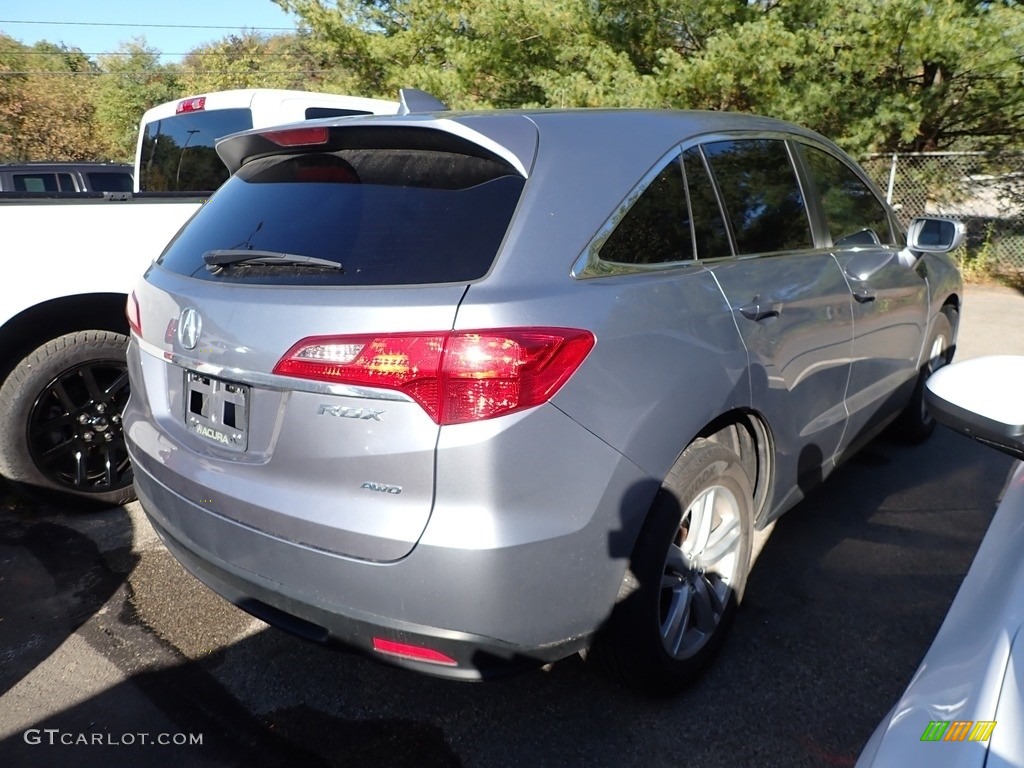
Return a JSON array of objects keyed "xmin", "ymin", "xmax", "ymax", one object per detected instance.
[{"xmin": 861, "ymin": 152, "xmax": 1024, "ymax": 272}]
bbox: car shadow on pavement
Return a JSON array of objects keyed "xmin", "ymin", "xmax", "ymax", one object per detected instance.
[
  {"xmin": 0, "ymin": 482, "xmax": 137, "ymax": 700},
  {"xmin": 0, "ymin": 426, "xmax": 1011, "ymax": 768},
  {"xmin": 727, "ymin": 426, "xmax": 1012, "ymax": 765}
]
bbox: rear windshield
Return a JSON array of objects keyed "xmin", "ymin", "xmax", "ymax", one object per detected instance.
[
  {"xmin": 157, "ymin": 147, "xmax": 525, "ymax": 286},
  {"xmin": 139, "ymin": 108, "xmax": 253, "ymax": 192}
]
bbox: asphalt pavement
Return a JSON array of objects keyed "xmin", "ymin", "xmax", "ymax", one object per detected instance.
[{"xmin": 1, "ymin": 282, "xmax": 1023, "ymax": 768}]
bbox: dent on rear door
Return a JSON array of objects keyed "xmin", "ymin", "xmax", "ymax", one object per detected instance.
[{"xmin": 710, "ymin": 253, "xmax": 854, "ymax": 506}]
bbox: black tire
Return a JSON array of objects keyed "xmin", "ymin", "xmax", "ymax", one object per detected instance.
[
  {"xmin": 591, "ymin": 438, "xmax": 753, "ymax": 695},
  {"xmin": 894, "ymin": 307, "xmax": 956, "ymax": 443},
  {"xmin": 0, "ymin": 331, "xmax": 135, "ymax": 507}
]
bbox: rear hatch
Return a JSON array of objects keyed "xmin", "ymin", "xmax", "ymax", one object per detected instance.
[{"xmin": 130, "ymin": 120, "xmax": 532, "ymax": 561}]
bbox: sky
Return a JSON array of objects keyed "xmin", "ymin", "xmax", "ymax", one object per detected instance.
[{"xmin": 0, "ymin": 0, "xmax": 302, "ymax": 62}]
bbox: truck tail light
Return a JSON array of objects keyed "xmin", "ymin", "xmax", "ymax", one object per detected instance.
[
  {"xmin": 126, "ymin": 291, "xmax": 142, "ymax": 336},
  {"xmin": 176, "ymin": 97, "xmax": 206, "ymax": 114},
  {"xmin": 273, "ymin": 328, "xmax": 595, "ymax": 425}
]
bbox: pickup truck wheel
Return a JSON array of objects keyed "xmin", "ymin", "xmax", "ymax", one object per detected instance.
[
  {"xmin": 894, "ymin": 307, "xmax": 956, "ymax": 443},
  {"xmin": 0, "ymin": 331, "xmax": 135, "ymax": 507},
  {"xmin": 591, "ymin": 439, "xmax": 753, "ymax": 695}
]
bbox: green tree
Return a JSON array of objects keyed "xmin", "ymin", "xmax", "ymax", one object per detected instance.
[
  {"xmin": 275, "ymin": 0, "xmax": 1024, "ymax": 154},
  {"xmin": 178, "ymin": 31, "xmax": 328, "ymax": 93},
  {"xmin": 0, "ymin": 35, "xmax": 106, "ymax": 161},
  {"xmin": 0, "ymin": 35, "xmax": 30, "ymax": 158},
  {"xmin": 622, "ymin": 0, "xmax": 1024, "ymax": 153},
  {"xmin": 274, "ymin": 0, "xmax": 649, "ymax": 106},
  {"xmin": 4, "ymin": 1, "xmax": 1022, "ymax": 162},
  {"xmin": 93, "ymin": 40, "xmax": 181, "ymax": 162},
  {"xmin": 591, "ymin": 0, "xmax": 755, "ymax": 72}
]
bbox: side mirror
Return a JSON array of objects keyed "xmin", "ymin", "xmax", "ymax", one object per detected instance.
[
  {"xmin": 924, "ymin": 355, "xmax": 1024, "ymax": 460},
  {"xmin": 907, "ymin": 216, "xmax": 966, "ymax": 254}
]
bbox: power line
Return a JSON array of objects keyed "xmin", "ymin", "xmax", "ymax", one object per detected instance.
[
  {"xmin": 0, "ymin": 19, "xmax": 296, "ymax": 32},
  {"xmin": 6, "ymin": 51, "xmax": 304, "ymax": 57},
  {"xmin": 0, "ymin": 70, "xmax": 337, "ymax": 76}
]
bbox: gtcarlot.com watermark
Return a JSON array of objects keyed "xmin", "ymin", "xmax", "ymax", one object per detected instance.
[{"xmin": 23, "ymin": 728, "xmax": 203, "ymax": 746}]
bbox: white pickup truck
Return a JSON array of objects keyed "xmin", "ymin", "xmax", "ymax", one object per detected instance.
[{"xmin": 0, "ymin": 87, "xmax": 422, "ymax": 505}]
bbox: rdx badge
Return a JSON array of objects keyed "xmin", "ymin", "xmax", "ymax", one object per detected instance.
[{"xmin": 317, "ymin": 404, "xmax": 384, "ymax": 421}]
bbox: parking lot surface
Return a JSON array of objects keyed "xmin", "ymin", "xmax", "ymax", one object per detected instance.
[{"xmin": 2, "ymin": 282, "xmax": 1023, "ymax": 767}]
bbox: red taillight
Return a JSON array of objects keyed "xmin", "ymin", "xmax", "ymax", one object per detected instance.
[
  {"xmin": 273, "ymin": 328, "xmax": 595, "ymax": 426},
  {"xmin": 176, "ymin": 96, "xmax": 206, "ymax": 114},
  {"xmin": 441, "ymin": 330, "xmax": 594, "ymax": 424},
  {"xmin": 126, "ymin": 291, "xmax": 142, "ymax": 336},
  {"xmin": 372, "ymin": 638, "xmax": 457, "ymax": 666},
  {"xmin": 262, "ymin": 126, "xmax": 330, "ymax": 147}
]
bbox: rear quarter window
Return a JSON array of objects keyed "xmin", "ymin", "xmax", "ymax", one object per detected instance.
[
  {"xmin": 158, "ymin": 147, "xmax": 525, "ymax": 286},
  {"xmin": 599, "ymin": 154, "xmax": 694, "ymax": 265}
]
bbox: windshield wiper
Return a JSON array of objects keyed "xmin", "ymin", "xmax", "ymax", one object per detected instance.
[{"xmin": 203, "ymin": 249, "xmax": 343, "ymax": 272}]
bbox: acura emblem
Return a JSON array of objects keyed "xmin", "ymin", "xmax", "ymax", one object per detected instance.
[{"xmin": 178, "ymin": 308, "xmax": 202, "ymax": 350}]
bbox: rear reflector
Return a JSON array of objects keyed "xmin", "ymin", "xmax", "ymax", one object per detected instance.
[
  {"xmin": 126, "ymin": 291, "xmax": 142, "ymax": 336},
  {"xmin": 262, "ymin": 126, "xmax": 330, "ymax": 147},
  {"xmin": 273, "ymin": 328, "xmax": 595, "ymax": 425},
  {"xmin": 372, "ymin": 638, "xmax": 457, "ymax": 666},
  {"xmin": 176, "ymin": 97, "xmax": 206, "ymax": 114}
]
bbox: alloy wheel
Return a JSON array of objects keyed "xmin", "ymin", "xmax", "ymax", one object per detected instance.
[
  {"xmin": 659, "ymin": 483, "xmax": 742, "ymax": 660},
  {"xmin": 27, "ymin": 360, "xmax": 132, "ymax": 494}
]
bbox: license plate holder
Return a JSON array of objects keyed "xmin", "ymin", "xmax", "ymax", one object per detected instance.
[{"xmin": 184, "ymin": 371, "xmax": 249, "ymax": 451}]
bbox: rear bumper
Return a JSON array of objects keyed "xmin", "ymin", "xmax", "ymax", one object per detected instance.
[
  {"xmin": 129, "ymin": 426, "xmax": 652, "ymax": 680},
  {"xmin": 138, "ymin": 477, "xmax": 560, "ymax": 678}
]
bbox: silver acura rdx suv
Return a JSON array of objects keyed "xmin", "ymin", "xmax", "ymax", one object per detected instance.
[{"xmin": 124, "ymin": 108, "xmax": 964, "ymax": 693}]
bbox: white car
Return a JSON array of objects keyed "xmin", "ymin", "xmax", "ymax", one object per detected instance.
[{"xmin": 857, "ymin": 355, "xmax": 1024, "ymax": 767}]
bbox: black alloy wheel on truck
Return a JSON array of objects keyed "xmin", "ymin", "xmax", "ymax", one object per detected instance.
[{"xmin": 0, "ymin": 331, "xmax": 135, "ymax": 507}]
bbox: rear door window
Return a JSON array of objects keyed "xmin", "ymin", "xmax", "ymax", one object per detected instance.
[
  {"xmin": 702, "ymin": 139, "xmax": 814, "ymax": 255},
  {"xmin": 158, "ymin": 145, "xmax": 525, "ymax": 286}
]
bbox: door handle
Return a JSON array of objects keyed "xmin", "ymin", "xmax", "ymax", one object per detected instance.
[
  {"xmin": 738, "ymin": 302, "xmax": 780, "ymax": 322},
  {"xmin": 853, "ymin": 288, "xmax": 876, "ymax": 303}
]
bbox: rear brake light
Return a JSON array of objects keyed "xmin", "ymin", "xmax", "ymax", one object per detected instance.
[
  {"xmin": 126, "ymin": 291, "xmax": 142, "ymax": 336},
  {"xmin": 176, "ymin": 97, "xmax": 206, "ymax": 114},
  {"xmin": 262, "ymin": 127, "xmax": 330, "ymax": 147},
  {"xmin": 273, "ymin": 328, "xmax": 595, "ymax": 425}
]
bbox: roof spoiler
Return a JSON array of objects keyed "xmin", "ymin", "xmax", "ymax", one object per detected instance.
[{"xmin": 397, "ymin": 89, "xmax": 449, "ymax": 115}]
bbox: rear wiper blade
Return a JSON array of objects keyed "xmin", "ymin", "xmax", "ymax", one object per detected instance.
[{"xmin": 203, "ymin": 249, "xmax": 343, "ymax": 272}]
